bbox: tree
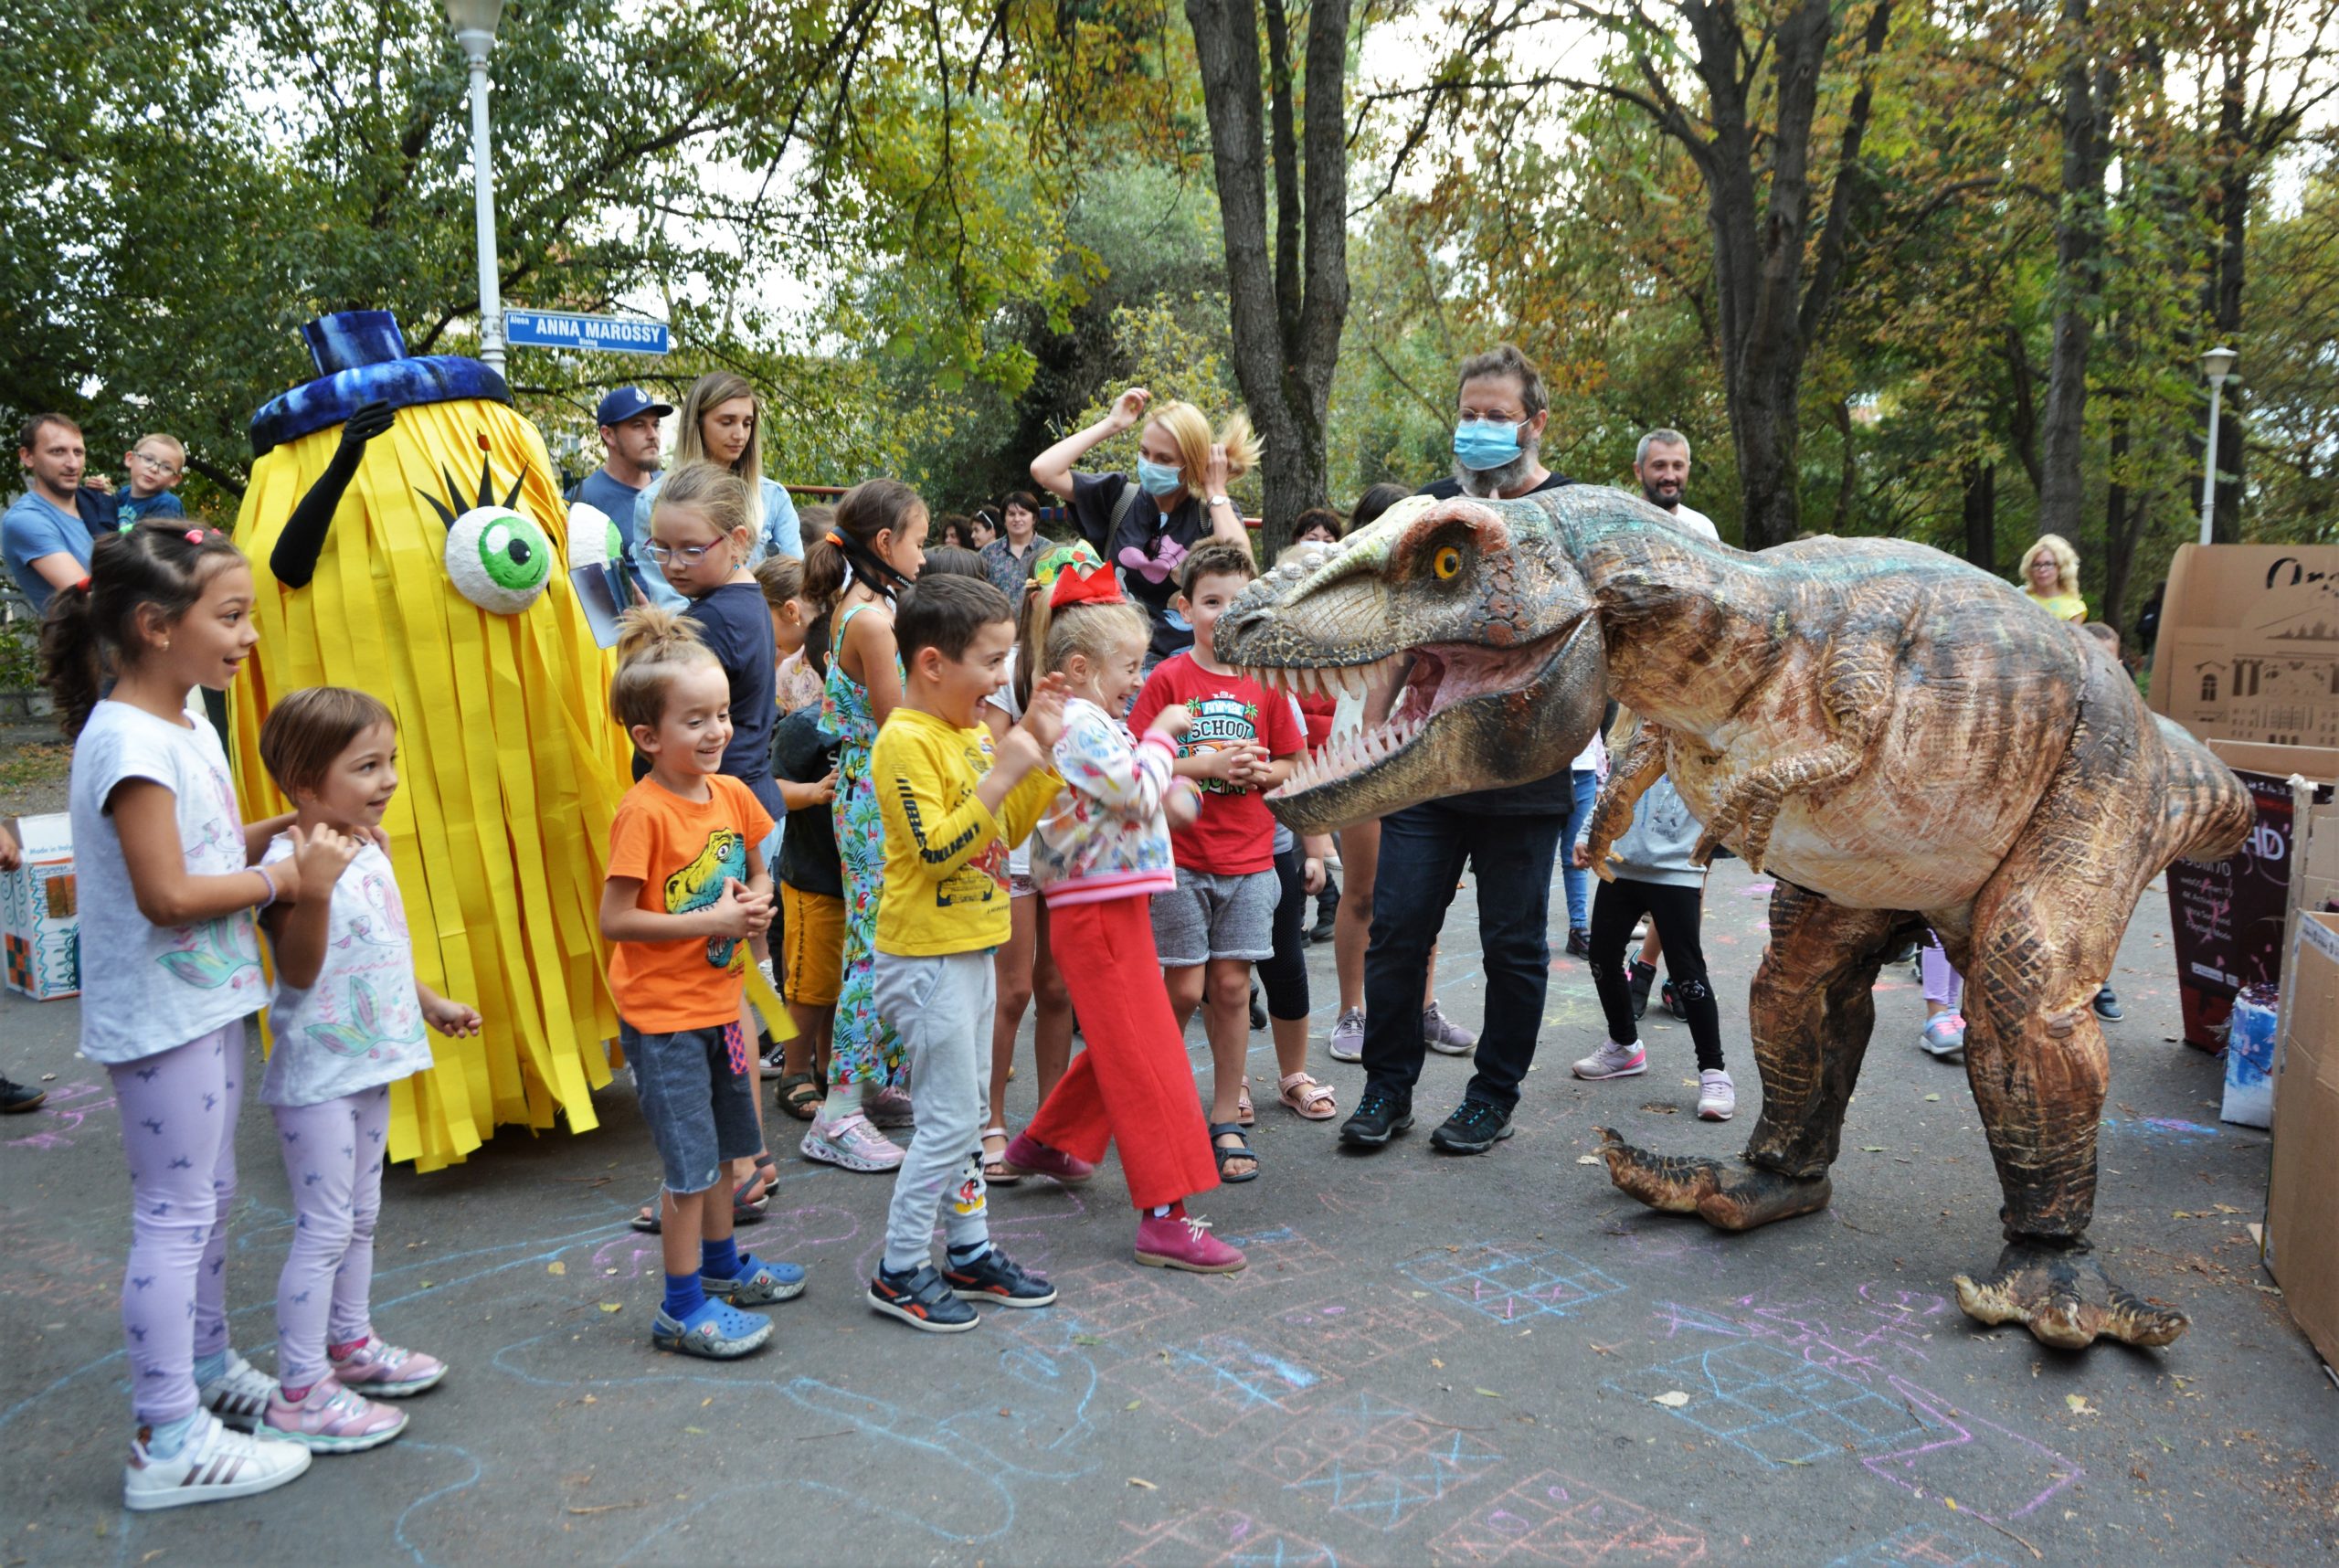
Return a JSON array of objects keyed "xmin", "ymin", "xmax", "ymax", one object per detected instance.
[{"xmin": 1183, "ymin": 0, "xmax": 1350, "ymax": 554}]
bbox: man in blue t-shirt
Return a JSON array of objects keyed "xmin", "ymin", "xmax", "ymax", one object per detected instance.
[
  {"xmin": 567, "ymin": 387, "xmax": 672, "ymax": 550},
  {"xmin": 5, "ymin": 414, "xmax": 98, "ymax": 613}
]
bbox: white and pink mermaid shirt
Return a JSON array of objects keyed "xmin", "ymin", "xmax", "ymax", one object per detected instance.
[
  {"xmin": 68, "ymin": 701, "xmax": 267, "ymax": 1064},
  {"xmin": 258, "ymin": 836, "xmax": 432, "ymax": 1107},
  {"xmin": 1029, "ymin": 696, "xmax": 1181, "ymax": 906}
]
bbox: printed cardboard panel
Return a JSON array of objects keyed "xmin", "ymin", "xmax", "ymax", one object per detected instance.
[
  {"xmin": 1, "ymin": 812, "xmax": 79, "ymax": 1001},
  {"xmin": 2150, "ymin": 545, "xmax": 2339, "ymax": 749},
  {"xmin": 2264, "ymin": 912, "xmax": 2339, "ymax": 1370}
]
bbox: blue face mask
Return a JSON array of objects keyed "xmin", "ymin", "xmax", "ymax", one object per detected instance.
[
  {"xmin": 1452, "ymin": 418, "xmax": 1524, "ymax": 472},
  {"xmin": 1137, "ymin": 458, "xmax": 1184, "ymax": 498}
]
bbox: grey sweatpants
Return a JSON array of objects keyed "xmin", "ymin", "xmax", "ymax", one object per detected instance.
[{"xmin": 873, "ymin": 949, "xmax": 995, "ymax": 1272}]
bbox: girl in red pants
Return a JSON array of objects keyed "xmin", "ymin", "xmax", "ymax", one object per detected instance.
[{"xmin": 1000, "ymin": 550, "xmax": 1245, "ymax": 1273}]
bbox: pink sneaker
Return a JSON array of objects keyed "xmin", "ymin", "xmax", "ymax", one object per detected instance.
[
  {"xmin": 1135, "ymin": 1212, "xmax": 1247, "ymax": 1274},
  {"xmin": 800, "ymin": 1112, "xmax": 905, "ymax": 1172},
  {"xmin": 326, "ymin": 1335, "xmax": 447, "ymax": 1398},
  {"xmin": 1000, "ymin": 1131, "xmax": 1096, "ymax": 1184},
  {"xmin": 261, "ymin": 1377, "xmax": 407, "ymax": 1453}
]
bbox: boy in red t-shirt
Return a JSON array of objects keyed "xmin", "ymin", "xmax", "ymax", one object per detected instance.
[{"xmin": 1127, "ymin": 542, "xmax": 1302, "ymax": 1183}]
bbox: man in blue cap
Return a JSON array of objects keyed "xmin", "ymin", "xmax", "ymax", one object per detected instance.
[{"xmin": 569, "ymin": 387, "xmax": 672, "ymax": 548}]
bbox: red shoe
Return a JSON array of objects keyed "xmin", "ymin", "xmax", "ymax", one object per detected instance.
[
  {"xmin": 1135, "ymin": 1212, "xmax": 1247, "ymax": 1274},
  {"xmin": 1000, "ymin": 1131, "xmax": 1095, "ymax": 1185}
]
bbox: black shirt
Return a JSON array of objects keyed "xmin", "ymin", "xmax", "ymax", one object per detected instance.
[
  {"xmin": 1070, "ymin": 471, "xmax": 1211, "ymax": 663},
  {"xmin": 769, "ymin": 705, "xmax": 842, "ymax": 897},
  {"xmin": 1412, "ymin": 470, "xmax": 1579, "ymax": 816},
  {"xmin": 629, "ymin": 581, "xmax": 782, "ymax": 820}
]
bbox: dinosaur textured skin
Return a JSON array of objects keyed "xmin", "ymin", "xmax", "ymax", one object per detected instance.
[{"xmin": 1216, "ymin": 487, "xmax": 2253, "ymax": 1351}]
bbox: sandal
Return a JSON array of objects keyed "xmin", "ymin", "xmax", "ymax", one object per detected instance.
[
  {"xmin": 734, "ymin": 1155, "xmax": 775, "ymax": 1224},
  {"xmin": 776, "ymin": 1072, "xmax": 822, "ymax": 1122},
  {"xmin": 1235, "ymin": 1079, "xmax": 1254, "ymax": 1128},
  {"xmin": 1277, "ymin": 1072, "xmax": 1337, "ymax": 1121},
  {"xmin": 981, "ymin": 1126, "xmax": 1023, "ymax": 1187},
  {"xmin": 1210, "ymin": 1122, "xmax": 1260, "ymax": 1184}
]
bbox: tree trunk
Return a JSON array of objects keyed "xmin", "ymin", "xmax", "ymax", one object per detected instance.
[
  {"xmin": 2101, "ymin": 412, "xmax": 2132, "ymax": 635},
  {"xmin": 2206, "ymin": 53, "xmax": 2250, "ymax": 545},
  {"xmin": 2037, "ymin": 0, "xmax": 2115, "ymax": 541},
  {"xmin": 1962, "ymin": 461, "xmax": 1996, "ymax": 571},
  {"xmin": 1184, "ymin": 0, "xmax": 1349, "ymax": 558}
]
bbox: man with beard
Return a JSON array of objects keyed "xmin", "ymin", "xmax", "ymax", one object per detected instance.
[
  {"xmin": 1632, "ymin": 429, "xmax": 1718, "ymax": 542},
  {"xmin": 1339, "ymin": 344, "xmax": 1577, "ymax": 1159},
  {"xmin": 568, "ymin": 387, "xmax": 672, "ymax": 551}
]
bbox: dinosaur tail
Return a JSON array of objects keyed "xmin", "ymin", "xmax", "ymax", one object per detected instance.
[{"xmin": 2154, "ymin": 715, "xmax": 2254, "ymax": 867}]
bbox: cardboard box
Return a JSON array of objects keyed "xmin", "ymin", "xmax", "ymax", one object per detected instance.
[
  {"xmin": 2264, "ymin": 911, "xmax": 2339, "ymax": 1369},
  {"xmin": 2149, "ymin": 544, "xmax": 2339, "ymax": 748},
  {"xmin": 1, "ymin": 813, "xmax": 79, "ymax": 1001},
  {"xmin": 2163, "ymin": 741, "xmax": 2337, "ymax": 1049}
]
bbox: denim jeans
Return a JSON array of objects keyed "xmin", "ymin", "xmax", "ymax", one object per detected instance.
[
  {"xmin": 1360, "ymin": 800, "xmax": 1566, "ymax": 1111},
  {"xmin": 1561, "ymin": 768, "xmax": 1599, "ymax": 930}
]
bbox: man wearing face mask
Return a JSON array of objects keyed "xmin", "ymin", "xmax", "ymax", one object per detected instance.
[{"xmin": 1339, "ymin": 344, "xmax": 1579, "ymax": 1160}]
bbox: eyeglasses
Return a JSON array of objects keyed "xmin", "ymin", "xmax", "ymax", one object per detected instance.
[
  {"xmin": 130, "ymin": 450, "xmax": 183, "ymax": 475},
  {"xmin": 643, "ymin": 540, "xmax": 721, "ymax": 567}
]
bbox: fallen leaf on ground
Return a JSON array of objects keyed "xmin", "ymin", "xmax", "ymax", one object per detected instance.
[
  {"xmin": 547, "ymin": 1261, "xmax": 566, "ymax": 1276},
  {"xmin": 1860, "ymin": 1146, "xmax": 1887, "ymax": 1153},
  {"xmin": 1475, "ymin": 1387, "xmax": 1503, "ymax": 1398},
  {"xmin": 598, "ymin": 1302, "xmax": 622, "ymax": 1313},
  {"xmin": 1577, "ymin": 1153, "xmax": 1602, "ymax": 1165},
  {"xmin": 1923, "ymin": 1095, "xmax": 1941, "ymax": 1103},
  {"xmin": 1124, "ymin": 1400, "xmax": 1141, "ymax": 1410},
  {"xmin": 1127, "ymin": 1477, "xmax": 1158, "ymax": 1490},
  {"xmin": 2065, "ymin": 1394, "xmax": 2096, "ymax": 1416},
  {"xmin": 1653, "ymin": 1391, "xmax": 1691, "ymax": 1408}
]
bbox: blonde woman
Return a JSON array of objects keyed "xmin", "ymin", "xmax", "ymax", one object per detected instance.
[
  {"xmin": 630, "ymin": 372, "xmax": 803, "ymax": 609},
  {"xmin": 1030, "ymin": 387, "xmax": 1257, "ymax": 668},
  {"xmin": 2017, "ymin": 534, "xmax": 2086, "ymax": 622}
]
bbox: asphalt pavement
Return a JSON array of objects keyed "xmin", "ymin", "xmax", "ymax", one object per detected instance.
[{"xmin": 3, "ymin": 852, "xmax": 2333, "ymax": 1566}]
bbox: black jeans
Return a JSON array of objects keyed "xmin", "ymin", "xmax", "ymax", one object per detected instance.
[
  {"xmin": 1360, "ymin": 801, "xmax": 1565, "ymax": 1111},
  {"xmin": 1257, "ymin": 843, "xmax": 1311, "ymax": 1022},
  {"xmin": 1587, "ymin": 877, "xmax": 1724, "ymax": 1071}
]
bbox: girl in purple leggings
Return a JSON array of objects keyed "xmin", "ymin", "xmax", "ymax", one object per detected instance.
[
  {"xmin": 252, "ymin": 687, "xmax": 477, "ymax": 1451},
  {"xmin": 51, "ymin": 521, "xmax": 311, "ymax": 1510}
]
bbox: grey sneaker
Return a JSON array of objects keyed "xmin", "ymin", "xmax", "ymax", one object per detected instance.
[
  {"xmin": 1421, "ymin": 1001, "xmax": 1476, "ymax": 1056},
  {"xmin": 1697, "ymin": 1069, "xmax": 1736, "ymax": 1120},
  {"xmin": 1919, "ymin": 1012, "xmax": 1967, "ymax": 1060},
  {"xmin": 1328, "ymin": 1007, "xmax": 1365, "ymax": 1063},
  {"xmin": 1572, "ymin": 1039, "xmax": 1646, "ymax": 1080}
]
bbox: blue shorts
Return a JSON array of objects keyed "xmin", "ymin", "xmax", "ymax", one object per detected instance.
[{"xmin": 623, "ymin": 1019, "xmax": 761, "ymax": 1194}]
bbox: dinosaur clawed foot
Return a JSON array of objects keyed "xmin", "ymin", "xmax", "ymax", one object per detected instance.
[
  {"xmin": 1953, "ymin": 1239, "xmax": 2188, "ymax": 1350},
  {"xmin": 1690, "ymin": 785, "xmax": 1783, "ymax": 875},
  {"xmin": 1596, "ymin": 1128, "xmax": 1832, "ymax": 1231}
]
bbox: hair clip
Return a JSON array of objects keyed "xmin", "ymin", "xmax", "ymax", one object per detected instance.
[
  {"xmin": 185, "ymin": 529, "xmax": 206, "ymax": 544},
  {"xmin": 119, "ymin": 521, "xmax": 137, "ymax": 534}
]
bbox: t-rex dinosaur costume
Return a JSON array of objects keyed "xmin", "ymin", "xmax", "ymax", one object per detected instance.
[{"xmin": 1215, "ymin": 488, "xmax": 2251, "ymax": 1351}]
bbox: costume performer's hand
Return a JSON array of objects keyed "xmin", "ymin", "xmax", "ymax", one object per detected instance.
[
  {"xmin": 274, "ymin": 400, "xmax": 398, "ymax": 588},
  {"xmin": 341, "ymin": 399, "xmax": 397, "ymax": 450}
]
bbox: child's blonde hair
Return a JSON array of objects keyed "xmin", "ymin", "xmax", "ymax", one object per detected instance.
[
  {"xmin": 610, "ymin": 605, "xmax": 719, "ymax": 732},
  {"xmin": 131, "ymin": 432, "xmax": 186, "ymax": 465},
  {"xmin": 1042, "ymin": 599, "xmax": 1148, "ymax": 683},
  {"xmin": 652, "ymin": 460, "xmax": 754, "ymax": 562},
  {"xmin": 1146, "ymin": 401, "xmax": 1259, "ymax": 484}
]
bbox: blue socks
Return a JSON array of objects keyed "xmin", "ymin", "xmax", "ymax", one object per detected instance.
[
  {"xmin": 144, "ymin": 1410, "xmax": 200, "ymax": 1458},
  {"xmin": 700, "ymin": 1236, "xmax": 741, "ymax": 1282},
  {"xmin": 663, "ymin": 1270, "xmax": 707, "ymax": 1322},
  {"xmin": 190, "ymin": 1348, "xmax": 228, "ymax": 1389}
]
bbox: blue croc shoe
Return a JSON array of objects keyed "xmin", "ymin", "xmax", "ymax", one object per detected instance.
[
  {"xmin": 651, "ymin": 1298, "xmax": 774, "ymax": 1360},
  {"xmin": 703, "ymin": 1254, "xmax": 807, "ymax": 1306}
]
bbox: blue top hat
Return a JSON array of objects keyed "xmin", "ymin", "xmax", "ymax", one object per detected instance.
[{"xmin": 250, "ymin": 311, "xmax": 513, "ymax": 458}]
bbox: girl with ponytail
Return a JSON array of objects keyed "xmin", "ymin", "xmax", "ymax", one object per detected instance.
[
  {"xmin": 47, "ymin": 520, "xmax": 315, "ymax": 1508},
  {"xmin": 801, "ymin": 479, "xmax": 928, "ymax": 1173}
]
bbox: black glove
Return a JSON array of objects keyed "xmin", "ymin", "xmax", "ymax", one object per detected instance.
[{"xmin": 273, "ymin": 401, "xmax": 398, "ymax": 588}]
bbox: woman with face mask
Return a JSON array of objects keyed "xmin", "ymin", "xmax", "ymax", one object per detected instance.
[{"xmin": 1029, "ymin": 387, "xmax": 1258, "ymax": 667}]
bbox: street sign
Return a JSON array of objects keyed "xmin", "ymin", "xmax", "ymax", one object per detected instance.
[{"xmin": 503, "ymin": 309, "xmax": 671, "ymax": 355}]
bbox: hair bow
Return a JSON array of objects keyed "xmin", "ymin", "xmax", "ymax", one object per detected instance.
[{"xmin": 1031, "ymin": 539, "xmax": 1105, "ymax": 591}]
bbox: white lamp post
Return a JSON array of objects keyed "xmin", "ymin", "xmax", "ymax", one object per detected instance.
[
  {"xmin": 2197, "ymin": 344, "xmax": 2238, "ymax": 546},
  {"xmin": 446, "ymin": 0, "xmax": 507, "ymax": 371}
]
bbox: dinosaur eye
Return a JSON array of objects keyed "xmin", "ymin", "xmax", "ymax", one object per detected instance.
[
  {"xmin": 1433, "ymin": 545, "xmax": 1463, "ymax": 580},
  {"xmin": 444, "ymin": 505, "xmax": 553, "ymax": 614}
]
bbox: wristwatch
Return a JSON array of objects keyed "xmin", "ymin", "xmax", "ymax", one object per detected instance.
[{"xmin": 1208, "ymin": 495, "xmax": 1232, "ymax": 509}]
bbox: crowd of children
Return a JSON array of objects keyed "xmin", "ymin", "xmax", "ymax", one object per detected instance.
[{"xmin": 44, "ymin": 435, "xmax": 1743, "ymax": 1511}]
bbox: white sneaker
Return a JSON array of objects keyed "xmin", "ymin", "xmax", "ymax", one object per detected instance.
[
  {"xmin": 1697, "ymin": 1069, "xmax": 1736, "ymax": 1120},
  {"xmin": 1328, "ymin": 1008, "xmax": 1365, "ymax": 1063},
  {"xmin": 124, "ymin": 1409, "xmax": 310, "ymax": 1510},
  {"xmin": 1572, "ymin": 1039, "xmax": 1646, "ymax": 1080},
  {"xmin": 197, "ymin": 1347, "xmax": 277, "ymax": 1433}
]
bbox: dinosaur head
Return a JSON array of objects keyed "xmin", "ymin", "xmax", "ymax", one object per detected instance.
[{"xmin": 1217, "ymin": 492, "xmax": 1605, "ymax": 831}]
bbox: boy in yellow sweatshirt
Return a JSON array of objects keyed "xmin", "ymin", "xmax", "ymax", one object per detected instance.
[{"xmin": 866, "ymin": 573, "xmax": 1067, "ymax": 1332}]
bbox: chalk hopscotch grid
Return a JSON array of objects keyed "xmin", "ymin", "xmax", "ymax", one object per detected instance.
[
  {"xmin": 1604, "ymin": 1340, "xmax": 1937, "ymax": 1467},
  {"xmin": 1108, "ymin": 1330, "xmax": 1343, "ymax": 1440},
  {"xmin": 1826, "ymin": 1523, "xmax": 2014, "ymax": 1568},
  {"xmin": 1430, "ymin": 1469, "xmax": 1709, "ymax": 1566},
  {"xmin": 1115, "ymin": 1507, "xmax": 1343, "ymax": 1568},
  {"xmin": 1397, "ymin": 1241, "xmax": 1629, "ymax": 1324},
  {"xmin": 1250, "ymin": 1391, "xmax": 1505, "ymax": 1531}
]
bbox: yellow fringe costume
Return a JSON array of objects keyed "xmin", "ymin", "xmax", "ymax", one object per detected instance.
[{"xmin": 228, "ymin": 318, "xmax": 633, "ymax": 1171}]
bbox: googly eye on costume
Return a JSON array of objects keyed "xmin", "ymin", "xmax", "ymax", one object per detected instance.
[{"xmin": 419, "ymin": 452, "xmax": 555, "ymax": 615}]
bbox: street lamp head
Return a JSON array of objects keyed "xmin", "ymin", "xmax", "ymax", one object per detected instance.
[
  {"xmin": 443, "ymin": 0, "xmax": 503, "ymax": 39},
  {"xmin": 2201, "ymin": 344, "xmax": 2238, "ymax": 386}
]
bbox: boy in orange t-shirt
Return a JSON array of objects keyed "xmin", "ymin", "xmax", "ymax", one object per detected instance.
[{"xmin": 598, "ymin": 609, "xmax": 806, "ymax": 1361}]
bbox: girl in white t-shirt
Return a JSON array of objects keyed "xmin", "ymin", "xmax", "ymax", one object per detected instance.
[
  {"xmin": 252, "ymin": 686, "xmax": 481, "ymax": 1452},
  {"xmin": 48, "ymin": 520, "xmax": 311, "ymax": 1510}
]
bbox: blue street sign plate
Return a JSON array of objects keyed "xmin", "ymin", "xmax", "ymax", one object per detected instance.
[{"xmin": 503, "ymin": 310, "xmax": 670, "ymax": 355}]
